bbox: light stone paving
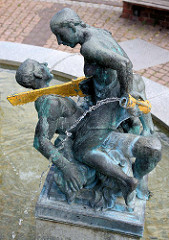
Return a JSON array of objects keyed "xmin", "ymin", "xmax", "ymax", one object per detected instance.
[
  {"xmin": 119, "ymin": 39, "xmax": 169, "ymax": 71},
  {"xmin": 34, "ymin": 0, "xmax": 122, "ymax": 11},
  {"xmin": 143, "ymin": 77, "xmax": 169, "ymax": 129}
]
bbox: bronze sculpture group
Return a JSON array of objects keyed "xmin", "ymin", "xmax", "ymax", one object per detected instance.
[{"xmin": 14, "ymin": 8, "xmax": 161, "ymax": 211}]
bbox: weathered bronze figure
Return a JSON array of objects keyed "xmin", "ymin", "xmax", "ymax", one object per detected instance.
[
  {"xmin": 50, "ymin": 8, "xmax": 161, "ymax": 206},
  {"xmin": 15, "ymin": 56, "xmax": 161, "ymax": 211},
  {"xmin": 12, "ymin": 8, "xmax": 162, "ymax": 212}
]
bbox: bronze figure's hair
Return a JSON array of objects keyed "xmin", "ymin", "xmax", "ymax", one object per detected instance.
[
  {"xmin": 15, "ymin": 59, "xmax": 37, "ymax": 89},
  {"xmin": 50, "ymin": 8, "xmax": 86, "ymax": 33}
]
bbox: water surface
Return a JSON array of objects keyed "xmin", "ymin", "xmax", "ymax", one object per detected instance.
[{"xmin": 0, "ymin": 69, "xmax": 168, "ymax": 239}]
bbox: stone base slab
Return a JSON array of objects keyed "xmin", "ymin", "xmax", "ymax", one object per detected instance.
[
  {"xmin": 35, "ymin": 166, "xmax": 146, "ymax": 238},
  {"xmin": 36, "ymin": 219, "xmax": 139, "ymax": 240}
]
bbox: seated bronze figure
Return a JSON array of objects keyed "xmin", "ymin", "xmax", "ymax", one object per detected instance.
[
  {"xmin": 7, "ymin": 7, "xmax": 161, "ymax": 213},
  {"xmin": 15, "ymin": 53, "xmax": 161, "ymax": 211}
]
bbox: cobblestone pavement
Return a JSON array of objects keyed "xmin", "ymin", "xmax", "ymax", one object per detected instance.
[{"xmin": 0, "ymin": 0, "xmax": 168, "ymax": 87}]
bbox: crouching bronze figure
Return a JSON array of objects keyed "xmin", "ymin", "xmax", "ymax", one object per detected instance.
[{"xmin": 9, "ymin": 8, "xmax": 161, "ymax": 211}]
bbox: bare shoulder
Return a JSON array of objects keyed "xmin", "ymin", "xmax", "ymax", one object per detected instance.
[
  {"xmin": 35, "ymin": 95, "xmax": 62, "ymax": 118},
  {"xmin": 80, "ymin": 38, "xmax": 99, "ymax": 59},
  {"xmin": 35, "ymin": 95, "xmax": 78, "ymax": 119},
  {"xmin": 36, "ymin": 95, "xmax": 60, "ymax": 108}
]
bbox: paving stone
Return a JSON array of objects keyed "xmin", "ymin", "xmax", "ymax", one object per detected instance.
[
  {"xmin": 119, "ymin": 39, "xmax": 169, "ymax": 71},
  {"xmin": 136, "ymin": 62, "xmax": 169, "ymax": 86},
  {"xmin": 22, "ymin": 3, "xmax": 69, "ymax": 47},
  {"xmin": 143, "ymin": 77, "xmax": 169, "ymax": 129},
  {"xmin": 35, "ymin": 0, "xmax": 122, "ymax": 10}
]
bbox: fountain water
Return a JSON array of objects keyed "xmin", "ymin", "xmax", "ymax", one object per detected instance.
[{"xmin": 1, "ymin": 68, "xmax": 168, "ymax": 239}]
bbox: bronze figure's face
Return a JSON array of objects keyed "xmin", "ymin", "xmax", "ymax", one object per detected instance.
[
  {"xmin": 15, "ymin": 59, "xmax": 53, "ymax": 89},
  {"xmin": 50, "ymin": 8, "xmax": 83, "ymax": 48},
  {"xmin": 54, "ymin": 26, "xmax": 79, "ymax": 48}
]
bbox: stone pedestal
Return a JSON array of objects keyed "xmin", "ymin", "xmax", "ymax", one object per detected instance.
[
  {"xmin": 36, "ymin": 219, "xmax": 138, "ymax": 240},
  {"xmin": 35, "ymin": 166, "xmax": 146, "ymax": 240}
]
